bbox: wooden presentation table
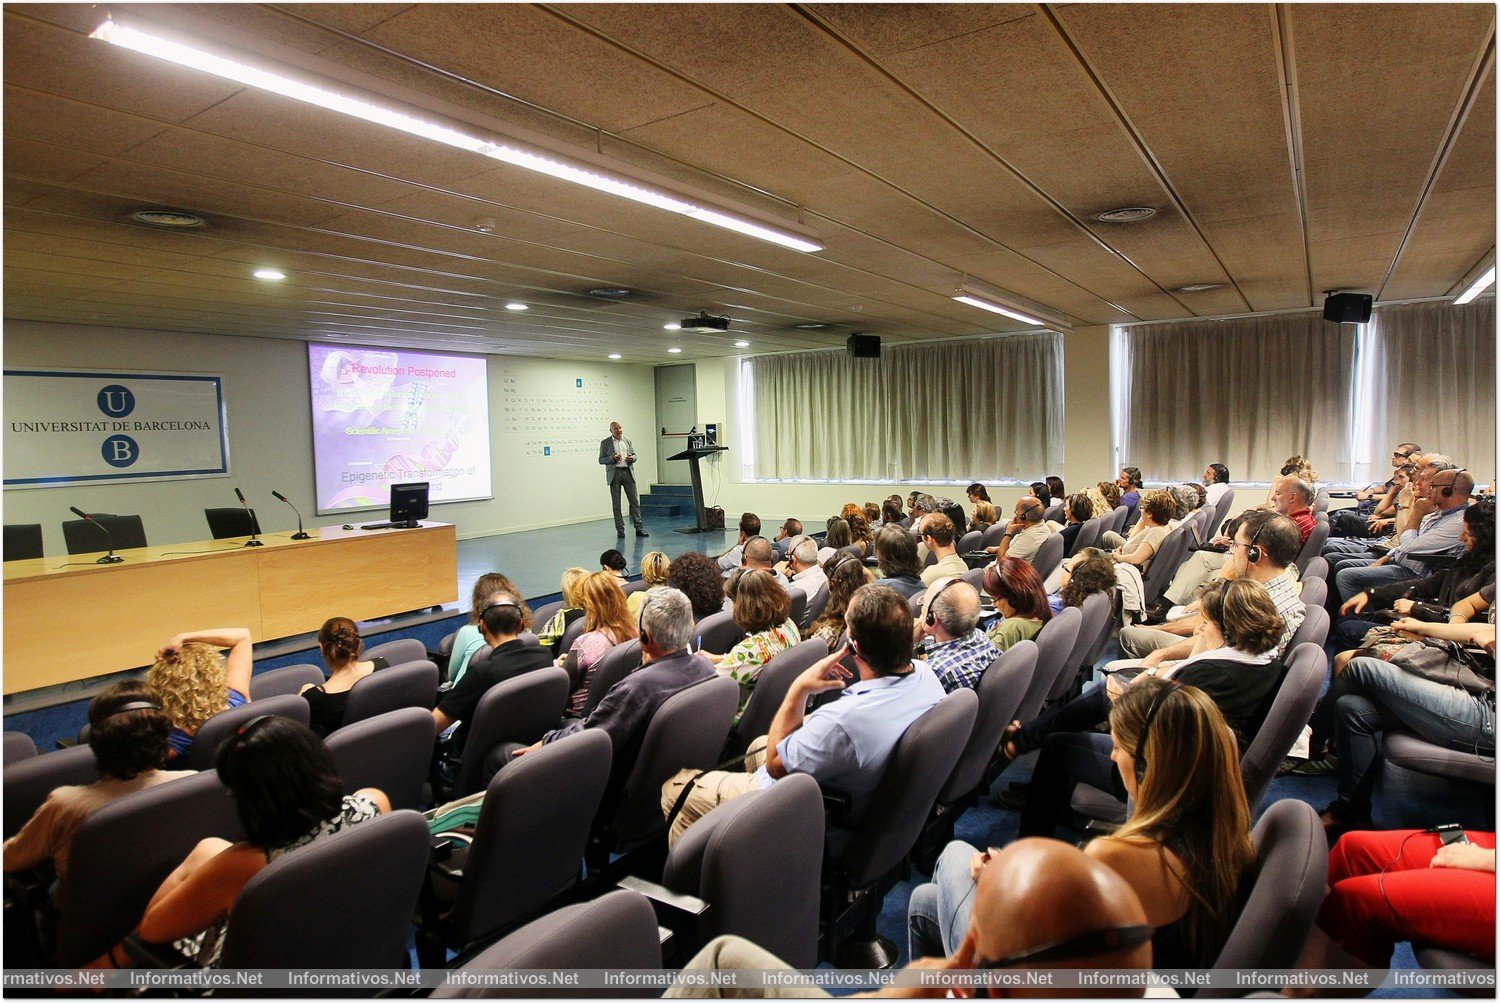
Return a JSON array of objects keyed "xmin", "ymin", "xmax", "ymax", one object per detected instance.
[{"xmin": 3, "ymin": 522, "xmax": 457, "ymax": 695}]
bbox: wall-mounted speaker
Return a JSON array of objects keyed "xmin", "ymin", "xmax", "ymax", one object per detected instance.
[
  {"xmin": 846, "ymin": 333, "xmax": 881, "ymax": 358},
  {"xmin": 1323, "ymin": 292, "xmax": 1372, "ymax": 324}
]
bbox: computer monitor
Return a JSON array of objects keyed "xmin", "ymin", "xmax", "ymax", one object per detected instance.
[{"xmin": 388, "ymin": 482, "xmax": 429, "ymax": 529}]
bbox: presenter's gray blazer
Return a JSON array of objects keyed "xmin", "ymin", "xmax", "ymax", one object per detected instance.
[{"xmin": 599, "ymin": 437, "xmax": 635, "ymax": 484}]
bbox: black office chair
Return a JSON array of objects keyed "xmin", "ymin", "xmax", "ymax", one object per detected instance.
[
  {"xmin": 3, "ymin": 524, "xmax": 43, "ymax": 561},
  {"xmin": 203, "ymin": 507, "xmax": 261, "ymax": 540},
  {"xmin": 61, "ymin": 514, "xmax": 147, "ymax": 555}
]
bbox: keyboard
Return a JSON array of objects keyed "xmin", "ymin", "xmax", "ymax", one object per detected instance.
[{"xmin": 360, "ymin": 522, "xmax": 394, "ymax": 530}]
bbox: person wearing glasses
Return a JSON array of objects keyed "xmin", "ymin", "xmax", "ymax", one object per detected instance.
[
  {"xmin": 91, "ymin": 716, "xmax": 388, "ymax": 969},
  {"xmin": 665, "ymin": 838, "xmax": 1155, "ymax": 998},
  {"xmin": 1330, "ymin": 443, "xmax": 1419, "ymax": 539},
  {"xmin": 914, "ymin": 678, "xmax": 1255, "ymax": 974}
]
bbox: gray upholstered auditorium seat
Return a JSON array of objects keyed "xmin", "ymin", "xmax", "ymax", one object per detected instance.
[
  {"xmin": 249, "ymin": 663, "xmax": 324, "ymax": 699},
  {"xmin": 4, "ymin": 744, "xmax": 98, "ymax": 839},
  {"xmin": 182, "ymin": 694, "xmax": 311, "ymax": 770},
  {"xmin": 363, "ymin": 636, "xmax": 427, "ymax": 667},
  {"xmin": 583, "ymin": 640, "xmax": 643, "ymax": 716},
  {"xmin": 1013, "ymin": 606, "xmax": 1081, "ymax": 724},
  {"xmin": 451, "ymin": 666, "xmax": 569, "ymax": 799},
  {"xmin": 325, "ymin": 706, "xmax": 434, "ymax": 811},
  {"xmin": 341, "ymin": 659, "xmax": 439, "ymax": 726}
]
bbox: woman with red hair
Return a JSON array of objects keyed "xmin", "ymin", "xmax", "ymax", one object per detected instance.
[{"xmin": 982, "ymin": 557, "xmax": 1052, "ymax": 652}]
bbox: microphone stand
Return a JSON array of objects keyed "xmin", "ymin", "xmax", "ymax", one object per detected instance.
[
  {"xmin": 273, "ymin": 491, "xmax": 312, "ymax": 540},
  {"xmin": 69, "ymin": 507, "xmax": 123, "ymax": 564},
  {"xmin": 234, "ymin": 489, "xmax": 263, "ymax": 547}
]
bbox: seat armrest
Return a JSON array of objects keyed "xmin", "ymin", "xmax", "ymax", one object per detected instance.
[
  {"xmin": 122, "ymin": 935, "xmax": 196, "ymax": 969},
  {"xmin": 821, "ymin": 790, "xmax": 853, "ymax": 821},
  {"xmin": 616, "ymin": 875, "xmax": 709, "ymax": 920}
]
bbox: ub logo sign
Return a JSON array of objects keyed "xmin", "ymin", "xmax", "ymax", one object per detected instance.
[{"xmin": 5, "ymin": 369, "xmax": 229, "ymax": 487}]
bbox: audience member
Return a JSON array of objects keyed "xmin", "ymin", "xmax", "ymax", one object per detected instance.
[
  {"xmin": 806, "ymin": 553, "xmax": 871, "ymax": 649},
  {"xmin": 1292, "ymin": 829, "xmax": 1495, "ymax": 979},
  {"xmin": 449, "ymin": 572, "xmax": 532, "ymax": 681},
  {"xmin": 819, "ymin": 518, "xmax": 852, "ymax": 565},
  {"xmin": 1101, "ymin": 488, "xmax": 1175, "ymax": 572},
  {"xmin": 920, "ymin": 514, "xmax": 968, "ymax": 585},
  {"xmin": 1116, "ymin": 511, "xmax": 1304, "ymax": 662},
  {"xmin": 966, "ymin": 482, "xmax": 991, "ymax": 505},
  {"xmin": 1058, "ymin": 550, "xmax": 1120, "ymax": 613},
  {"xmin": 300, "ymin": 617, "xmax": 390, "ymax": 737},
  {"xmin": 738, "ymin": 536, "xmax": 790, "ymax": 591},
  {"xmin": 917, "ymin": 578, "xmax": 999, "ymax": 693},
  {"xmin": 1083, "ymin": 484, "xmax": 1112, "ymax": 519},
  {"xmin": 560, "ymin": 571, "xmax": 638, "ymax": 715},
  {"xmin": 983, "ymin": 557, "xmax": 1053, "ymax": 652},
  {"xmin": 93, "ymin": 717, "xmax": 388, "ymax": 969},
  {"xmin": 1203, "ymin": 463, "xmax": 1231, "ymax": 508},
  {"xmin": 1046, "ymin": 475, "xmax": 1066, "ymax": 502},
  {"xmin": 1029, "ymin": 481, "xmax": 1052, "ymax": 509},
  {"xmin": 672, "ymin": 839, "xmax": 1154, "ymax": 999},
  {"xmin": 5, "ymin": 682, "xmax": 194, "ymax": 882},
  {"xmin": 1058, "ymin": 492, "xmax": 1093, "ymax": 557},
  {"xmin": 669, "ymin": 552, "xmax": 726, "ymax": 621},
  {"xmin": 862, "ymin": 501, "xmax": 880, "ymax": 525},
  {"xmin": 1330, "ymin": 467, "xmax": 1473, "ymax": 605},
  {"xmin": 703, "ymin": 569, "xmax": 800, "ymax": 712},
  {"xmin": 537, "ymin": 567, "xmax": 589, "ymax": 655},
  {"xmin": 845, "ymin": 511, "xmax": 874, "ymax": 557},
  {"xmin": 716, "ymin": 513, "xmax": 761, "ymax": 572},
  {"xmin": 874, "ymin": 525, "xmax": 927, "ymax": 599},
  {"xmin": 1116, "ymin": 467, "xmax": 1144, "ymax": 514},
  {"xmin": 880, "ymin": 499, "xmax": 904, "ymax": 526},
  {"xmin": 661, "ymin": 584, "xmax": 943, "ymax": 842},
  {"xmin": 506, "ymin": 589, "xmax": 716, "ymax": 791},
  {"xmin": 627, "ymin": 551, "xmax": 672, "ymax": 616},
  {"xmin": 1321, "ymin": 616, "xmax": 1495, "ymax": 835},
  {"xmin": 1330, "ymin": 443, "xmax": 1417, "ymax": 538},
  {"xmin": 146, "ymin": 627, "xmax": 254, "ymax": 763},
  {"xmin": 987, "ymin": 497, "xmax": 1051, "ymax": 564},
  {"xmin": 599, "ymin": 548, "xmax": 628, "ymax": 585},
  {"xmin": 1270, "ymin": 474, "xmax": 1316, "ymax": 545},
  {"xmin": 1004, "ymin": 578, "xmax": 1287, "ymax": 822},
  {"xmin": 771, "ymin": 517, "xmax": 803, "ymax": 558},
  {"xmin": 840, "ymin": 502, "xmax": 863, "ymax": 522},
  {"xmin": 432, "ymin": 596, "xmax": 553, "ymax": 752},
  {"xmin": 785, "ymin": 536, "xmax": 828, "ymax": 597},
  {"xmin": 969, "ymin": 499, "xmax": 998, "ymax": 534},
  {"xmin": 1097, "ymin": 479, "xmax": 1124, "ymax": 511}
]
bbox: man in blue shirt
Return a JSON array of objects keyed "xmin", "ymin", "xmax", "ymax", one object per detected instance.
[
  {"xmin": 663, "ymin": 584, "xmax": 945, "ymax": 843},
  {"xmin": 1332, "ymin": 468, "xmax": 1473, "ymax": 604}
]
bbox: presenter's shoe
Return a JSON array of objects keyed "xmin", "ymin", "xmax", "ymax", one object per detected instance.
[{"xmin": 636, "ymin": 529, "xmax": 650, "ymax": 538}]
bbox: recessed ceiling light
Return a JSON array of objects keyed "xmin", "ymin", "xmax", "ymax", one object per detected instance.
[
  {"xmin": 130, "ymin": 208, "xmax": 205, "ymax": 228},
  {"xmin": 1097, "ymin": 206, "xmax": 1157, "ymax": 223},
  {"xmin": 794, "ymin": 322, "xmax": 829, "ymax": 330},
  {"xmin": 608, "ymin": 353, "xmax": 622, "ymax": 360},
  {"xmin": 734, "ymin": 340, "xmax": 750, "ymax": 348},
  {"xmin": 505, "ymin": 302, "xmax": 528, "ymax": 311},
  {"xmin": 1178, "ymin": 283, "xmax": 1222, "ymax": 293},
  {"xmin": 663, "ymin": 322, "xmax": 681, "ymax": 331},
  {"xmin": 588, "ymin": 287, "xmax": 632, "ymax": 299},
  {"xmin": 667, "ymin": 347, "xmax": 682, "ymax": 354},
  {"xmin": 253, "ymin": 268, "xmax": 286, "ymax": 281}
]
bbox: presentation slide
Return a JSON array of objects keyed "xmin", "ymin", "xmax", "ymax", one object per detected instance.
[{"xmin": 308, "ymin": 343, "xmax": 492, "ymax": 514}]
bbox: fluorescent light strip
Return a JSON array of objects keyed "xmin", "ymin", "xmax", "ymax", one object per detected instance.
[
  {"xmin": 90, "ymin": 18, "xmax": 822, "ymax": 254},
  {"xmin": 952, "ymin": 294, "xmax": 1044, "ymax": 326},
  {"xmin": 1454, "ymin": 266, "xmax": 1495, "ymax": 305}
]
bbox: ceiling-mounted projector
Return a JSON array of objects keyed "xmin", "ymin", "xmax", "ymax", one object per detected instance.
[{"xmin": 679, "ymin": 312, "xmax": 731, "ymax": 334}]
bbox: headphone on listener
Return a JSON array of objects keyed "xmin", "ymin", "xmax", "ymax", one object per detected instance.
[
  {"xmin": 1134, "ymin": 679, "xmax": 1181, "ymax": 785},
  {"xmin": 1244, "ymin": 518, "xmax": 1267, "ymax": 564},
  {"xmin": 1438, "ymin": 468, "xmax": 1467, "ymax": 498},
  {"xmin": 922, "ymin": 576, "xmax": 962, "ymax": 629}
]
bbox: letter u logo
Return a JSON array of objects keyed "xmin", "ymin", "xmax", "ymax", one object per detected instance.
[{"xmin": 96, "ymin": 384, "xmax": 136, "ymax": 418}]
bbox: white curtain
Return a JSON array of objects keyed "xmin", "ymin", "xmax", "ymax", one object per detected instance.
[
  {"xmin": 1117, "ymin": 312, "xmax": 1359, "ymax": 483},
  {"xmin": 747, "ymin": 333, "xmax": 1063, "ymax": 481},
  {"xmin": 1365, "ymin": 299, "xmax": 1495, "ymax": 477}
]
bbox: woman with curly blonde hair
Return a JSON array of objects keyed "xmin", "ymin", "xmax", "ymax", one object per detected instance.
[{"xmin": 146, "ymin": 627, "xmax": 254, "ymax": 762}]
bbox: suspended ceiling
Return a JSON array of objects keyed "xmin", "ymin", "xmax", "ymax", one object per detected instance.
[{"xmin": 4, "ymin": 3, "xmax": 1495, "ymax": 362}]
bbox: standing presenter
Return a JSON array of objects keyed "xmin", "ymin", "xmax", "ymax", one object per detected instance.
[{"xmin": 600, "ymin": 421, "xmax": 649, "ymax": 539}]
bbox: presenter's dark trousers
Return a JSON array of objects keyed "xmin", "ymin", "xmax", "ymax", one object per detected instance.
[{"xmin": 611, "ymin": 468, "xmax": 643, "ymax": 536}]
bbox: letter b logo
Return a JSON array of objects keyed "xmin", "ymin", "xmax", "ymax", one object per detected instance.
[
  {"xmin": 101, "ymin": 435, "xmax": 139, "ymax": 468},
  {"xmin": 97, "ymin": 384, "xmax": 135, "ymax": 418}
]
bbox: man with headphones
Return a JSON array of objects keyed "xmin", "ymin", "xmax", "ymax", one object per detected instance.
[
  {"xmin": 916, "ymin": 577, "xmax": 999, "ymax": 693},
  {"xmin": 1331, "ymin": 467, "xmax": 1474, "ymax": 607},
  {"xmin": 505, "ymin": 588, "xmax": 715, "ymax": 791},
  {"xmin": 433, "ymin": 595, "xmax": 554, "ymax": 755},
  {"xmin": 1113, "ymin": 511, "xmax": 1306, "ymax": 664}
]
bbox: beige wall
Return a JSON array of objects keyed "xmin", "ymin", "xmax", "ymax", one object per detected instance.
[
  {"xmin": 691, "ymin": 328, "xmax": 1117, "ymax": 525},
  {"xmin": 3, "ymin": 321, "xmax": 658, "ymax": 555}
]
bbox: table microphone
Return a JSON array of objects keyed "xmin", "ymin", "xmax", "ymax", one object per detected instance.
[
  {"xmin": 272, "ymin": 490, "xmax": 311, "ymax": 540},
  {"xmin": 233, "ymin": 487, "xmax": 264, "ymax": 547},
  {"xmin": 69, "ymin": 506, "xmax": 124, "ymax": 564}
]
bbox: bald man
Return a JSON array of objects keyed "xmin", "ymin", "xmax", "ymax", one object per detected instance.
[
  {"xmin": 915, "ymin": 578, "xmax": 998, "ymax": 693},
  {"xmin": 666, "ymin": 838, "xmax": 1155, "ymax": 999}
]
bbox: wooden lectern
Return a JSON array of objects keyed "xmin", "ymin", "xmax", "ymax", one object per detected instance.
[{"xmin": 666, "ymin": 444, "xmax": 729, "ymax": 534}]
